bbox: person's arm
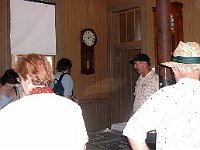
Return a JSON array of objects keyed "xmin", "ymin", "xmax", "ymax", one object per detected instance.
[
  {"xmin": 70, "ymin": 95, "xmax": 79, "ymax": 104},
  {"xmin": 128, "ymin": 138, "xmax": 149, "ymax": 150},
  {"xmin": 62, "ymin": 75, "xmax": 74, "ymax": 97},
  {"xmin": 123, "ymin": 92, "xmax": 161, "ymax": 150},
  {"xmin": 0, "ymin": 95, "xmax": 10, "ymax": 109},
  {"xmin": 82, "ymin": 144, "xmax": 86, "ymax": 150}
]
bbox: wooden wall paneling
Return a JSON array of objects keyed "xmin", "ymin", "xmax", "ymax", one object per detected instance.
[
  {"xmin": 145, "ymin": 0, "xmax": 156, "ymax": 65},
  {"xmin": 183, "ymin": 0, "xmax": 200, "ymax": 43},
  {"xmin": 181, "ymin": 0, "xmax": 190, "ymax": 41},
  {"xmin": 0, "ymin": 0, "xmax": 11, "ymax": 75},
  {"xmin": 95, "ymin": 0, "xmax": 107, "ymax": 98},
  {"xmin": 107, "ymin": 10, "xmax": 121, "ymax": 124},
  {"xmin": 55, "ymin": 0, "xmax": 66, "ymax": 67},
  {"xmin": 80, "ymin": 98, "xmax": 110, "ymax": 132},
  {"xmin": 0, "ymin": 1, "xmax": 4, "ymax": 74},
  {"xmin": 59, "ymin": 0, "xmax": 118, "ymax": 100}
]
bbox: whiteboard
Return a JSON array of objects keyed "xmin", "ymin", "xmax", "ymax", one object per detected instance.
[{"xmin": 10, "ymin": 0, "xmax": 56, "ymax": 55}]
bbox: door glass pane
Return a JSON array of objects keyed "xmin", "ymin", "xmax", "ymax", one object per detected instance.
[
  {"xmin": 135, "ymin": 10, "xmax": 141, "ymax": 41},
  {"xmin": 127, "ymin": 11, "xmax": 134, "ymax": 42},
  {"xmin": 119, "ymin": 13, "xmax": 126, "ymax": 43}
]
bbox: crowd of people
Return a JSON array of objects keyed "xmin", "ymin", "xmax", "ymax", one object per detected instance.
[
  {"xmin": 0, "ymin": 41, "xmax": 200, "ymax": 150},
  {"xmin": 0, "ymin": 54, "xmax": 88, "ymax": 150}
]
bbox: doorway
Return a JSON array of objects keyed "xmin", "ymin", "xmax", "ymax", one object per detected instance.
[
  {"xmin": 108, "ymin": 0, "xmax": 145, "ymax": 124},
  {"xmin": 116, "ymin": 48, "xmax": 140, "ymax": 122}
]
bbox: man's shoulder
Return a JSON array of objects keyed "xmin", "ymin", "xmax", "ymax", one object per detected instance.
[
  {"xmin": 150, "ymin": 70, "xmax": 159, "ymax": 77},
  {"xmin": 150, "ymin": 84, "xmax": 176, "ymax": 98},
  {"xmin": 3, "ymin": 94, "xmax": 80, "ymax": 113},
  {"xmin": 145, "ymin": 70, "xmax": 159, "ymax": 82}
]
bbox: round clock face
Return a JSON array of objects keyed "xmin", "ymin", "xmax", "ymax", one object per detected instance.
[{"xmin": 82, "ymin": 30, "xmax": 96, "ymax": 46}]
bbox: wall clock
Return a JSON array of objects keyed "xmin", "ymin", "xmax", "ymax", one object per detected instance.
[
  {"xmin": 82, "ymin": 29, "xmax": 97, "ymax": 46},
  {"xmin": 81, "ymin": 28, "xmax": 97, "ymax": 74}
]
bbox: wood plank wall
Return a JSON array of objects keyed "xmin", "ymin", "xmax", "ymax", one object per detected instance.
[
  {"xmin": 0, "ymin": 0, "xmax": 11, "ymax": 74},
  {"xmin": 56, "ymin": 0, "xmax": 118, "ymax": 101},
  {"xmin": 80, "ymin": 98, "xmax": 110, "ymax": 132}
]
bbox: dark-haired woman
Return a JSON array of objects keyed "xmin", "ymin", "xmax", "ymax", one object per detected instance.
[{"xmin": 0, "ymin": 69, "xmax": 21, "ymax": 109}]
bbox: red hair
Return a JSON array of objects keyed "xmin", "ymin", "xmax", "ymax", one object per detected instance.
[{"xmin": 15, "ymin": 54, "xmax": 53, "ymax": 86}]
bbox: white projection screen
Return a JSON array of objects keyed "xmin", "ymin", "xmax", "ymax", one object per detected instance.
[{"xmin": 10, "ymin": 0, "xmax": 56, "ymax": 55}]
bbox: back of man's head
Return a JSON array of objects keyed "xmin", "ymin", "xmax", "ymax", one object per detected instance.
[{"xmin": 162, "ymin": 41, "xmax": 200, "ymax": 80}]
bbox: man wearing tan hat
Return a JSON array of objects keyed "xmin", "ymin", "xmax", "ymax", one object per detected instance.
[{"xmin": 123, "ymin": 41, "xmax": 200, "ymax": 150}]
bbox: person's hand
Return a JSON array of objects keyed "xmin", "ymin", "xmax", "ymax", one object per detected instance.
[{"xmin": 71, "ymin": 96, "xmax": 79, "ymax": 104}]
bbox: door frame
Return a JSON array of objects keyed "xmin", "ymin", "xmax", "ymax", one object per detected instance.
[{"xmin": 107, "ymin": 0, "xmax": 147, "ymax": 124}]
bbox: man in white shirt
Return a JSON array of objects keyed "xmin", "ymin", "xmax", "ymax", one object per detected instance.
[{"xmin": 123, "ymin": 41, "xmax": 200, "ymax": 150}]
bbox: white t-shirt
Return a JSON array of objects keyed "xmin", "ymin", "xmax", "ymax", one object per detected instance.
[
  {"xmin": 0, "ymin": 93, "xmax": 88, "ymax": 150},
  {"xmin": 123, "ymin": 78, "xmax": 200, "ymax": 150}
]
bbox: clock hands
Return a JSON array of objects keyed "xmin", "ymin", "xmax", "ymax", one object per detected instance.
[{"xmin": 82, "ymin": 29, "xmax": 96, "ymax": 46}]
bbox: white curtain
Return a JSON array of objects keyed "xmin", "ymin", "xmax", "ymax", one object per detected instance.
[{"xmin": 10, "ymin": 0, "xmax": 56, "ymax": 55}]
